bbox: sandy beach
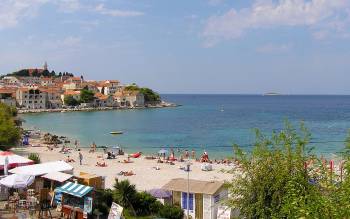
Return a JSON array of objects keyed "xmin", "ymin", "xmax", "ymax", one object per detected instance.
[{"xmin": 15, "ymin": 134, "xmax": 235, "ymax": 191}]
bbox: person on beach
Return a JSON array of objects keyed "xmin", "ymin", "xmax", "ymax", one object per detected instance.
[
  {"xmin": 184, "ymin": 150, "xmax": 189, "ymax": 159},
  {"xmin": 79, "ymin": 151, "xmax": 83, "ymax": 165},
  {"xmin": 191, "ymin": 149, "xmax": 196, "ymax": 159},
  {"xmin": 74, "ymin": 140, "xmax": 79, "ymax": 151}
]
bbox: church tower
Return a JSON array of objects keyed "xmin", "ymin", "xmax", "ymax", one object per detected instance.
[{"xmin": 43, "ymin": 61, "xmax": 48, "ymax": 70}]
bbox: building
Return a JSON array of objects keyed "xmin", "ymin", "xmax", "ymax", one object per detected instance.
[
  {"xmin": 162, "ymin": 178, "xmax": 229, "ymax": 219},
  {"xmin": 17, "ymin": 76, "xmax": 41, "ymax": 86},
  {"xmin": 93, "ymin": 93, "xmax": 116, "ymax": 107},
  {"xmin": 16, "ymin": 87, "xmax": 47, "ymax": 109},
  {"xmin": 62, "ymin": 77, "xmax": 84, "ymax": 90},
  {"xmin": 97, "ymin": 80, "xmax": 120, "ymax": 96},
  {"xmin": 0, "ymin": 88, "xmax": 17, "ymax": 107},
  {"xmin": 2, "ymin": 76, "xmax": 21, "ymax": 86},
  {"xmin": 125, "ymin": 91, "xmax": 144, "ymax": 107},
  {"xmin": 44, "ymin": 87, "xmax": 63, "ymax": 109},
  {"xmin": 40, "ymin": 77, "xmax": 54, "ymax": 87},
  {"xmin": 114, "ymin": 91, "xmax": 145, "ymax": 107}
]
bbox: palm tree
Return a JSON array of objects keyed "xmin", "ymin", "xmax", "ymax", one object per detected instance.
[{"xmin": 113, "ymin": 179, "xmax": 137, "ymax": 215}]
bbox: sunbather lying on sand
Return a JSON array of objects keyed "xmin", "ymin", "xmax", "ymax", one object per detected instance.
[
  {"xmin": 96, "ymin": 161, "xmax": 107, "ymax": 167},
  {"xmin": 65, "ymin": 156, "xmax": 75, "ymax": 163},
  {"xmin": 118, "ymin": 171, "xmax": 135, "ymax": 176},
  {"xmin": 123, "ymin": 159, "xmax": 133, "ymax": 163}
]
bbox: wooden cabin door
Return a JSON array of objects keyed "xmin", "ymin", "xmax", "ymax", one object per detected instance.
[{"xmin": 195, "ymin": 193, "xmax": 203, "ymax": 219}]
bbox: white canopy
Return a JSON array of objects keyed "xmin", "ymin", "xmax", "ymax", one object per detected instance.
[
  {"xmin": 9, "ymin": 161, "xmax": 73, "ymax": 176},
  {"xmin": 0, "ymin": 151, "xmax": 34, "ymax": 170},
  {"xmin": 41, "ymin": 172, "xmax": 73, "ymax": 183},
  {"xmin": 0, "ymin": 174, "xmax": 35, "ymax": 189}
]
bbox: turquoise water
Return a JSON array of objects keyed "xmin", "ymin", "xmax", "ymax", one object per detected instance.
[{"xmin": 21, "ymin": 95, "xmax": 350, "ymax": 158}]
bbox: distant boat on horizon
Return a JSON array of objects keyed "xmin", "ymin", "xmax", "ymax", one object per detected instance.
[{"xmin": 263, "ymin": 92, "xmax": 282, "ymax": 96}]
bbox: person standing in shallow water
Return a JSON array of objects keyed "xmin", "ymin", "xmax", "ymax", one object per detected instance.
[{"xmin": 79, "ymin": 151, "xmax": 83, "ymax": 165}]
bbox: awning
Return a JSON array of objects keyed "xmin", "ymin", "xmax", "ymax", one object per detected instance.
[
  {"xmin": 56, "ymin": 182, "xmax": 93, "ymax": 198},
  {"xmin": 41, "ymin": 172, "xmax": 73, "ymax": 183},
  {"xmin": 9, "ymin": 161, "xmax": 73, "ymax": 176}
]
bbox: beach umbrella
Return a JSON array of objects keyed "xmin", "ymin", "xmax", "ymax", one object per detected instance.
[
  {"xmin": 147, "ymin": 189, "xmax": 172, "ymax": 199},
  {"xmin": 0, "ymin": 151, "xmax": 34, "ymax": 170},
  {"xmin": 0, "ymin": 174, "xmax": 35, "ymax": 189},
  {"xmin": 158, "ymin": 149, "xmax": 168, "ymax": 154}
]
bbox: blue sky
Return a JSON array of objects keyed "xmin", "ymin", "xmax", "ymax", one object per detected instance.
[{"xmin": 0, "ymin": 0, "xmax": 350, "ymax": 94}]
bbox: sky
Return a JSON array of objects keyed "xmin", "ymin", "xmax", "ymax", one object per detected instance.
[{"xmin": 0, "ymin": 0, "xmax": 350, "ymax": 94}]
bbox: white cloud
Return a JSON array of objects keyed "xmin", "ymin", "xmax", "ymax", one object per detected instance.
[
  {"xmin": 208, "ymin": 0, "xmax": 225, "ymax": 6},
  {"xmin": 0, "ymin": 0, "xmax": 48, "ymax": 29},
  {"xmin": 0, "ymin": 0, "xmax": 143, "ymax": 30},
  {"xmin": 56, "ymin": 0, "xmax": 80, "ymax": 13},
  {"xmin": 257, "ymin": 43, "xmax": 293, "ymax": 53},
  {"xmin": 95, "ymin": 3, "xmax": 144, "ymax": 17},
  {"xmin": 203, "ymin": 0, "xmax": 350, "ymax": 46}
]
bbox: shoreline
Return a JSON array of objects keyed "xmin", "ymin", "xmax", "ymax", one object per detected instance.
[
  {"xmin": 17, "ymin": 102, "xmax": 179, "ymax": 114},
  {"xmin": 15, "ymin": 132, "xmax": 235, "ymax": 190}
]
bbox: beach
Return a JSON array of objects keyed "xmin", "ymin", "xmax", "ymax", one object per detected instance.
[{"xmin": 15, "ymin": 134, "xmax": 235, "ymax": 191}]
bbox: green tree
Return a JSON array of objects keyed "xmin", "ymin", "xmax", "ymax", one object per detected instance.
[
  {"xmin": 113, "ymin": 179, "xmax": 137, "ymax": 215},
  {"xmin": 0, "ymin": 103, "xmax": 21, "ymax": 151},
  {"xmin": 226, "ymin": 122, "xmax": 345, "ymax": 218},
  {"xmin": 139, "ymin": 88, "xmax": 161, "ymax": 102},
  {"xmin": 124, "ymin": 84, "xmax": 161, "ymax": 103},
  {"xmin": 64, "ymin": 95, "xmax": 79, "ymax": 106},
  {"xmin": 80, "ymin": 88, "xmax": 95, "ymax": 103}
]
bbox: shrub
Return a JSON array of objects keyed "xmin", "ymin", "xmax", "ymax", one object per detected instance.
[
  {"xmin": 132, "ymin": 192, "xmax": 162, "ymax": 216},
  {"xmin": 94, "ymin": 189, "xmax": 114, "ymax": 216},
  {"xmin": 0, "ymin": 103, "xmax": 21, "ymax": 151},
  {"xmin": 28, "ymin": 153, "xmax": 41, "ymax": 164},
  {"xmin": 158, "ymin": 204, "xmax": 184, "ymax": 219}
]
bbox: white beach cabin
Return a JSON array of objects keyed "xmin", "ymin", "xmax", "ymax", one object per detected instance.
[{"xmin": 162, "ymin": 178, "xmax": 229, "ymax": 219}]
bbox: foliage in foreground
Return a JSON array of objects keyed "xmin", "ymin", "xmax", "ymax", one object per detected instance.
[
  {"xmin": 94, "ymin": 179, "xmax": 183, "ymax": 219},
  {"xmin": 0, "ymin": 103, "xmax": 21, "ymax": 151},
  {"xmin": 28, "ymin": 153, "xmax": 41, "ymax": 164},
  {"xmin": 227, "ymin": 122, "xmax": 350, "ymax": 218}
]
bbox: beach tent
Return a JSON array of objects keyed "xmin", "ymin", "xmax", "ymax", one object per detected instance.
[
  {"xmin": 0, "ymin": 151, "xmax": 34, "ymax": 171},
  {"xmin": 9, "ymin": 161, "xmax": 73, "ymax": 176},
  {"xmin": 0, "ymin": 174, "xmax": 35, "ymax": 189}
]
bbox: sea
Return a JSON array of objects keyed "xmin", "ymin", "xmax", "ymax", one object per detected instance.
[{"xmin": 21, "ymin": 94, "xmax": 350, "ymax": 159}]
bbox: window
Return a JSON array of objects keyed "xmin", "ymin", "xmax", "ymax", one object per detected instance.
[
  {"xmin": 34, "ymin": 101, "xmax": 37, "ymax": 103},
  {"xmin": 182, "ymin": 192, "xmax": 194, "ymax": 210}
]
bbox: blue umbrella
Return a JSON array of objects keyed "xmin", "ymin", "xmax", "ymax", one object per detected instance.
[
  {"xmin": 147, "ymin": 189, "xmax": 172, "ymax": 199},
  {"xmin": 158, "ymin": 149, "xmax": 168, "ymax": 154}
]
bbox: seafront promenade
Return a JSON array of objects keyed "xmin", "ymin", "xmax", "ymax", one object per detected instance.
[{"xmin": 17, "ymin": 101, "xmax": 178, "ymax": 114}]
